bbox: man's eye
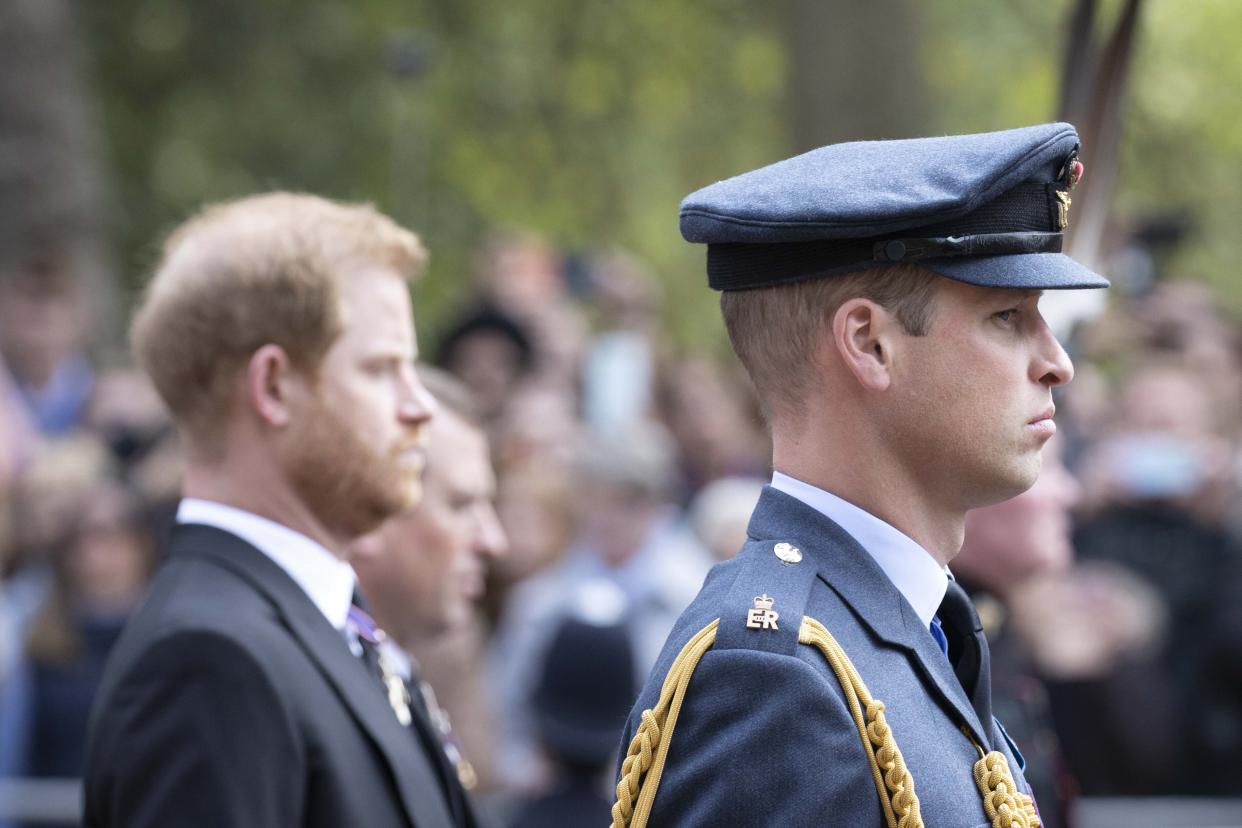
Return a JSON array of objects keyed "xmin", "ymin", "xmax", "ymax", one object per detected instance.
[
  {"xmin": 995, "ymin": 309, "xmax": 1018, "ymax": 323},
  {"xmin": 366, "ymin": 359, "xmax": 401, "ymax": 376}
]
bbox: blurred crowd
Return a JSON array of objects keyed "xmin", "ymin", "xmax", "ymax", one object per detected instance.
[{"xmin": 1, "ymin": 230, "xmax": 1241, "ymax": 826}]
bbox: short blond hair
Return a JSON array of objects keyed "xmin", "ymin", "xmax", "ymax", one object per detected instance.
[
  {"xmin": 720, "ymin": 264, "xmax": 941, "ymax": 421},
  {"xmin": 132, "ymin": 192, "xmax": 426, "ymax": 443}
]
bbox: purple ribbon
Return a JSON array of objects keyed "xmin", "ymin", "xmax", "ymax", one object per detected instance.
[{"xmin": 346, "ymin": 605, "xmax": 381, "ymax": 644}]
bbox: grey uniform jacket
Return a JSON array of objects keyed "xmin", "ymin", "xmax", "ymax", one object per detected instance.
[{"xmin": 617, "ymin": 486, "xmax": 1032, "ymax": 827}]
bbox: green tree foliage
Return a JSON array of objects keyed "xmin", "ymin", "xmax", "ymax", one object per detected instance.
[
  {"xmin": 81, "ymin": 0, "xmax": 786, "ymax": 349},
  {"xmin": 926, "ymin": 0, "xmax": 1242, "ymax": 311},
  {"xmin": 80, "ymin": 0, "xmax": 1242, "ymax": 345},
  {"xmin": 1120, "ymin": 0, "xmax": 1242, "ymax": 310}
]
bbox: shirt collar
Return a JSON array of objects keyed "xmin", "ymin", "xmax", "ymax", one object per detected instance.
[
  {"xmin": 770, "ymin": 471, "xmax": 949, "ymax": 627},
  {"xmin": 176, "ymin": 498, "xmax": 356, "ymax": 630}
]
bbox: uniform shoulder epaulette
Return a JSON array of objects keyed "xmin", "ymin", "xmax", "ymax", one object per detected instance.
[{"xmin": 711, "ymin": 537, "xmax": 818, "ymax": 658}]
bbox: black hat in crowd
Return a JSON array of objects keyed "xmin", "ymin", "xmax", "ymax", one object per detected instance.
[{"xmin": 531, "ymin": 605, "xmax": 638, "ymax": 767}]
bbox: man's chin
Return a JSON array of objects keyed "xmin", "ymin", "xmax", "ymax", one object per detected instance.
[
  {"xmin": 966, "ymin": 465, "xmax": 1041, "ymax": 510},
  {"xmin": 397, "ymin": 477, "xmax": 423, "ymax": 511},
  {"xmin": 331, "ymin": 487, "xmax": 421, "ymax": 542},
  {"xmin": 369, "ymin": 475, "xmax": 424, "ymax": 520},
  {"xmin": 442, "ymin": 604, "xmax": 472, "ymax": 635},
  {"xmin": 997, "ymin": 476, "xmax": 1040, "ymax": 507}
]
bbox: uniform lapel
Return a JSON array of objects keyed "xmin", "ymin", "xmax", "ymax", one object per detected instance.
[
  {"xmin": 173, "ymin": 525, "xmax": 455, "ymax": 828},
  {"xmin": 747, "ymin": 488, "xmax": 992, "ymax": 750},
  {"xmin": 893, "ymin": 596, "xmax": 992, "ymax": 750}
]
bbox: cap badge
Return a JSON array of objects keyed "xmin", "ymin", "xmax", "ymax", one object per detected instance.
[
  {"xmin": 773, "ymin": 542, "xmax": 802, "ymax": 564},
  {"xmin": 1055, "ymin": 190, "xmax": 1073, "ymax": 230},
  {"xmin": 1055, "ymin": 157, "xmax": 1084, "ymax": 229},
  {"xmin": 746, "ymin": 594, "xmax": 780, "ymax": 631}
]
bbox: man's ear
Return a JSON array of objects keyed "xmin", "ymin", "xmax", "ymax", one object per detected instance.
[
  {"xmin": 831, "ymin": 299, "xmax": 898, "ymax": 392},
  {"xmin": 246, "ymin": 344, "xmax": 296, "ymax": 427}
]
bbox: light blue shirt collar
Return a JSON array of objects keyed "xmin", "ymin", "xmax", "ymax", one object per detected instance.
[
  {"xmin": 770, "ymin": 471, "xmax": 949, "ymax": 627},
  {"xmin": 176, "ymin": 498, "xmax": 356, "ymax": 630}
]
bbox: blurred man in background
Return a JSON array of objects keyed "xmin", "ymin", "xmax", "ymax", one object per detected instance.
[
  {"xmin": 82, "ymin": 193, "xmax": 466, "ymax": 828},
  {"xmin": 1056, "ymin": 360, "xmax": 1242, "ymax": 795},
  {"xmin": 490, "ymin": 424, "xmax": 711, "ymax": 793},
  {"xmin": 0, "ymin": 267, "xmax": 94, "ymax": 436},
  {"xmin": 353, "ymin": 365, "xmax": 509, "ymax": 818}
]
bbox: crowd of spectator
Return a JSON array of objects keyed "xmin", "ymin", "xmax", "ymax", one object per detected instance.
[{"xmin": 1, "ymin": 229, "xmax": 1241, "ymax": 825}]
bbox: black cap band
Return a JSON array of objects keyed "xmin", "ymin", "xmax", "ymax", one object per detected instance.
[
  {"xmin": 706, "ymin": 180, "xmax": 1070, "ymax": 291},
  {"xmin": 874, "ymin": 231, "xmax": 1062, "ymax": 263}
]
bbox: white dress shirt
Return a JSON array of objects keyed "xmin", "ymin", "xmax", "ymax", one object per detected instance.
[
  {"xmin": 770, "ymin": 471, "xmax": 949, "ymax": 627},
  {"xmin": 176, "ymin": 498, "xmax": 356, "ymax": 631}
]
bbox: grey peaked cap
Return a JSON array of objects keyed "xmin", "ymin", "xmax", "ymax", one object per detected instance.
[{"xmin": 680, "ymin": 122, "xmax": 1109, "ymax": 291}]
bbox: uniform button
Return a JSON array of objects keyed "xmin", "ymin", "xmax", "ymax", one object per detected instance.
[{"xmin": 773, "ymin": 542, "xmax": 802, "ymax": 564}]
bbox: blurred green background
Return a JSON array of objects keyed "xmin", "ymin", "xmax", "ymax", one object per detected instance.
[{"xmin": 6, "ymin": 0, "xmax": 1241, "ymax": 351}]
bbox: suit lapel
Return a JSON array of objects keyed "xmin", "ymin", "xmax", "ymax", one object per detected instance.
[
  {"xmin": 403, "ymin": 674, "xmax": 473, "ymax": 827},
  {"xmin": 747, "ymin": 488, "xmax": 991, "ymax": 750},
  {"xmin": 172, "ymin": 524, "xmax": 454, "ymax": 828}
]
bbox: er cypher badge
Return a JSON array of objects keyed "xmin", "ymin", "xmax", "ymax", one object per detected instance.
[{"xmin": 746, "ymin": 594, "xmax": 780, "ymax": 631}]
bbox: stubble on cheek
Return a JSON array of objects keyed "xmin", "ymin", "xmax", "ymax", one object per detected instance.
[{"xmin": 285, "ymin": 405, "xmax": 422, "ymax": 539}]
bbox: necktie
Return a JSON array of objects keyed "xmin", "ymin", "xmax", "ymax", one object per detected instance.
[
  {"xmin": 929, "ymin": 614, "xmax": 949, "ymax": 658},
  {"xmin": 936, "ymin": 580, "xmax": 993, "ymax": 741}
]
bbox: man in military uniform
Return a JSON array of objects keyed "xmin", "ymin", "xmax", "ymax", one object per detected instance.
[{"xmin": 613, "ymin": 124, "xmax": 1108, "ymax": 827}]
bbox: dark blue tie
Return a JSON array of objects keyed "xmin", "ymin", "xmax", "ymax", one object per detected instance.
[
  {"xmin": 937, "ymin": 581, "xmax": 993, "ymax": 743},
  {"xmin": 929, "ymin": 613, "xmax": 949, "ymax": 658}
]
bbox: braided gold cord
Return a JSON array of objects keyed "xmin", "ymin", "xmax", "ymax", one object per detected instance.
[
  {"xmin": 800, "ymin": 617, "xmax": 924, "ymax": 828},
  {"xmin": 610, "ymin": 613, "xmax": 1024, "ymax": 828},
  {"xmin": 611, "ymin": 620, "xmax": 719, "ymax": 828},
  {"xmin": 612, "ymin": 710, "xmax": 659, "ymax": 825},
  {"xmin": 972, "ymin": 752, "xmax": 1042, "ymax": 828}
]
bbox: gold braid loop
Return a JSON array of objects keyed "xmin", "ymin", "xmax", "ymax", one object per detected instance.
[
  {"xmin": 610, "ymin": 620, "xmax": 719, "ymax": 828},
  {"xmin": 800, "ymin": 617, "xmax": 924, "ymax": 828},
  {"xmin": 864, "ymin": 701, "xmax": 919, "ymax": 828},
  {"xmin": 611, "ymin": 710, "xmax": 660, "ymax": 824},
  {"xmin": 972, "ymin": 751, "xmax": 1041, "ymax": 828},
  {"xmin": 611, "ymin": 613, "xmax": 1029, "ymax": 828}
]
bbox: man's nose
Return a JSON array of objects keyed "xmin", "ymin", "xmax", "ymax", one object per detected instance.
[
  {"xmin": 1032, "ymin": 318, "xmax": 1074, "ymax": 388},
  {"xmin": 474, "ymin": 503, "xmax": 509, "ymax": 561},
  {"xmin": 399, "ymin": 367, "xmax": 437, "ymax": 425}
]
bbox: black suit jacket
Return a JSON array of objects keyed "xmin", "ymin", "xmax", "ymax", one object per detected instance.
[{"xmin": 83, "ymin": 523, "xmax": 457, "ymax": 828}]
